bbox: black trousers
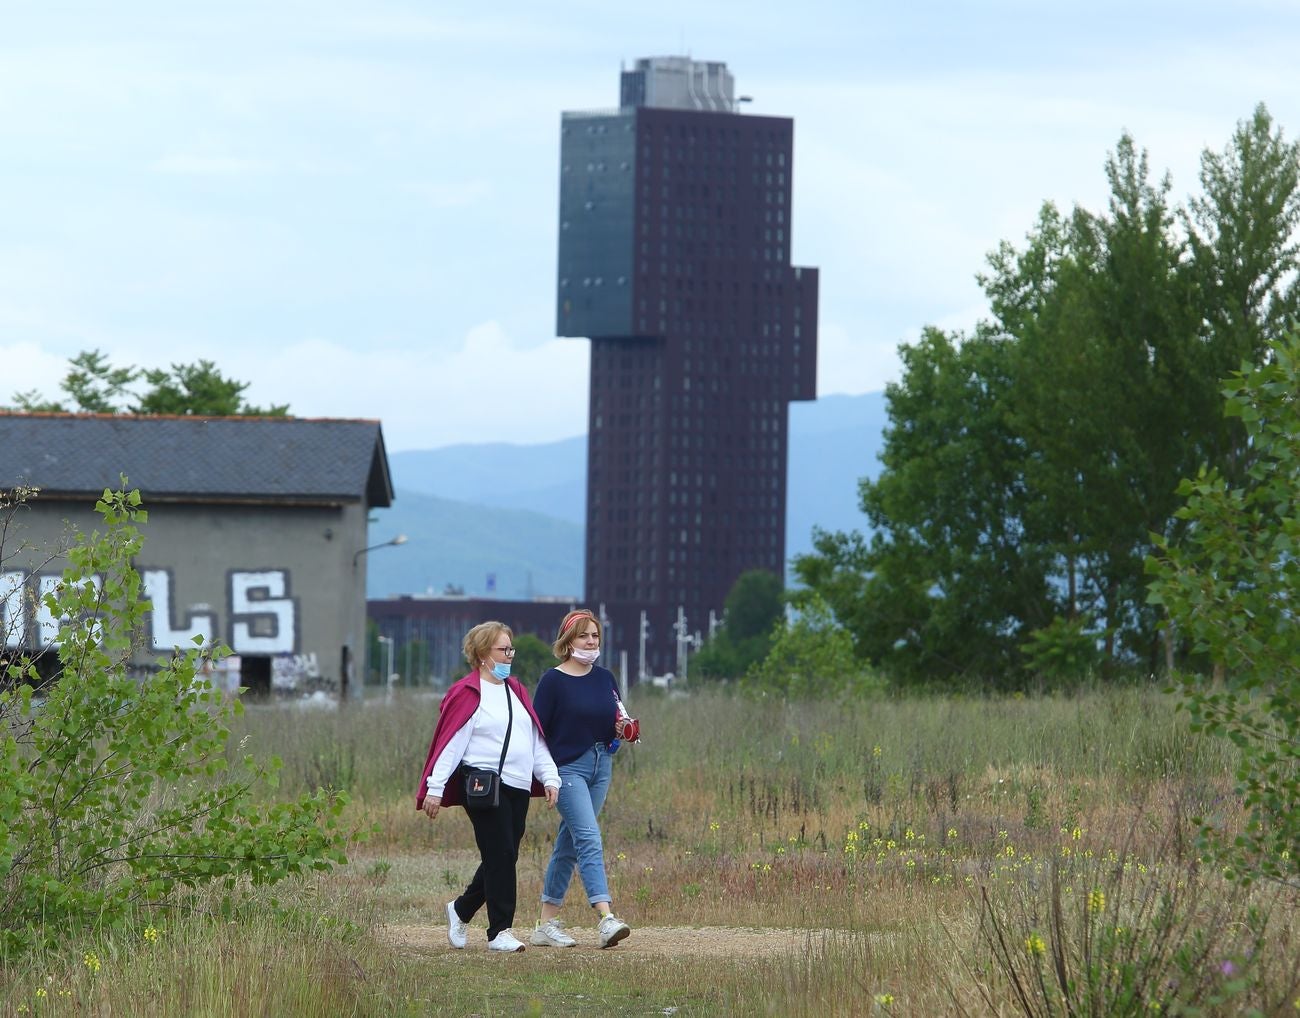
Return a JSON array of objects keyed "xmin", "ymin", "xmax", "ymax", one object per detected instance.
[{"xmin": 453, "ymin": 783, "xmax": 531, "ymax": 941}]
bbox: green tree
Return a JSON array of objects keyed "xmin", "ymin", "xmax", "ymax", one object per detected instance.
[
  {"xmin": 1004, "ymin": 136, "xmax": 1199, "ymax": 669},
  {"xmin": 510, "ymin": 633, "xmax": 554, "ymax": 690},
  {"xmin": 693, "ymin": 569, "xmax": 784, "ymax": 680},
  {"xmin": 134, "ymin": 359, "xmax": 288, "ymax": 416},
  {"xmin": 12, "ymin": 349, "xmax": 139, "ymax": 414},
  {"xmin": 1184, "ymin": 104, "xmax": 1300, "ymax": 486},
  {"xmin": 794, "ymin": 326, "xmax": 1053, "ymax": 685},
  {"xmin": 796, "ymin": 109, "xmax": 1300, "ymax": 687},
  {"xmin": 722, "ymin": 569, "xmax": 783, "ymax": 640},
  {"xmin": 0, "ymin": 484, "xmax": 353, "ymax": 951},
  {"xmin": 10, "ymin": 349, "xmax": 288, "ymax": 416},
  {"xmin": 1147, "ymin": 330, "xmax": 1300, "ymax": 885},
  {"xmin": 742, "ymin": 595, "xmax": 876, "ymax": 699}
]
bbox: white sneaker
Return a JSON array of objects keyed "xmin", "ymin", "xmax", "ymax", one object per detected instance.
[
  {"xmin": 487, "ymin": 929, "xmax": 526, "ymax": 953},
  {"xmin": 446, "ymin": 901, "xmax": 468, "ymax": 949},
  {"xmin": 597, "ymin": 913, "xmax": 630, "ymax": 949},
  {"xmin": 530, "ymin": 918, "xmax": 577, "ymax": 947}
]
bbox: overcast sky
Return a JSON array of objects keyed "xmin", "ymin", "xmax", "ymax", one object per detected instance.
[{"xmin": 4, "ymin": 1, "xmax": 1297, "ymax": 451}]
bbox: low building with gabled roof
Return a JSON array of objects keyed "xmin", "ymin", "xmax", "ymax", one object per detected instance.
[{"xmin": 0, "ymin": 411, "xmax": 394, "ymax": 697}]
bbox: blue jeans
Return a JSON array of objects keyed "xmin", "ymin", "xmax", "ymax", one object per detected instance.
[{"xmin": 542, "ymin": 743, "xmax": 614, "ymax": 907}]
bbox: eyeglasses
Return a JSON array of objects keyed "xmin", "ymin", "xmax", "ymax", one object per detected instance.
[{"xmin": 492, "ymin": 646, "xmax": 516, "ymax": 657}]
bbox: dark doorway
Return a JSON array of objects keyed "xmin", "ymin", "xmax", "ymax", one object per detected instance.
[{"xmin": 242, "ymin": 655, "xmax": 271, "ymax": 698}]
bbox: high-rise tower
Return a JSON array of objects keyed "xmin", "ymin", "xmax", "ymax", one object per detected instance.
[{"xmin": 558, "ymin": 56, "xmax": 818, "ymax": 676}]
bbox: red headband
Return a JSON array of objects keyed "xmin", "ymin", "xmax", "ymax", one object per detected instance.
[{"xmin": 560, "ymin": 611, "xmax": 594, "ymax": 635}]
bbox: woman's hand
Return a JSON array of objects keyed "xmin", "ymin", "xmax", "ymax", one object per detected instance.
[
  {"xmin": 422, "ymin": 795, "xmax": 442, "ymax": 819},
  {"xmin": 544, "ymin": 785, "xmax": 559, "ymax": 808}
]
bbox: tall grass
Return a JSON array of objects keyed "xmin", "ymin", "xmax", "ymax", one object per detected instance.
[{"xmin": 4, "ymin": 684, "xmax": 1290, "ymax": 1017}]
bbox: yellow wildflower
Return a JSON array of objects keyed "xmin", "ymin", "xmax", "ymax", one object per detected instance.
[
  {"xmin": 1025, "ymin": 933, "xmax": 1046, "ymax": 956},
  {"xmin": 1088, "ymin": 890, "xmax": 1106, "ymax": 914}
]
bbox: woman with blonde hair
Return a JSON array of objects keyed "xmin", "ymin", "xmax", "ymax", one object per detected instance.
[
  {"xmin": 528, "ymin": 608, "xmax": 638, "ymax": 949},
  {"xmin": 415, "ymin": 621, "xmax": 560, "ymax": 952}
]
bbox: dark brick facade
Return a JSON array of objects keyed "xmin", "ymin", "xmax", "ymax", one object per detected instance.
[{"xmin": 559, "ymin": 72, "xmax": 818, "ymax": 674}]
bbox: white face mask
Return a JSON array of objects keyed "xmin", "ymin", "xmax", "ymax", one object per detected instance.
[{"xmin": 570, "ymin": 647, "xmax": 600, "ymax": 665}]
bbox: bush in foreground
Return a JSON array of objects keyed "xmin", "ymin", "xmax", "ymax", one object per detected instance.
[{"xmin": 0, "ymin": 484, "xmax": 356, "ymax": 954}]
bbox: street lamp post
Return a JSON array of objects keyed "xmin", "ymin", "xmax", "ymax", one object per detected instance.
[{"xmin": 353, "ymin": 534, "xmax": 408, "ymax": 570}]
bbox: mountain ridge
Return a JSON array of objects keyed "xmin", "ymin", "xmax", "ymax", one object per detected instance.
[{"xmin": 367, "ymin": 391, "xmax": 886, "ymax": 598}]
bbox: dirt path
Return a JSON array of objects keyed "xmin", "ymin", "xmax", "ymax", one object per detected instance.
[{"xmin": 382, "ymin": 923, "xmax": 824, "ymax": 959}]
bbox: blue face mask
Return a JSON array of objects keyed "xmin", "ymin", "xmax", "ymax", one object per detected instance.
[{"xmin": 490, "ymin": 661, "xmax": 511, "ymax": 680}]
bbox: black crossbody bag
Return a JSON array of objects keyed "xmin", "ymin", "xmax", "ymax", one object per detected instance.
[{"xmin": 462, "ymin": 681, "xmax": 513, "ymax": 810}]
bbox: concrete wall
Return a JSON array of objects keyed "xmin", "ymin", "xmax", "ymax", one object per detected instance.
[{"xmin": 1, "ymin": 493, "xmax": 370, "ymax": 696}]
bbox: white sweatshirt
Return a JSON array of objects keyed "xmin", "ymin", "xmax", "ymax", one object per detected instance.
[{"xmin": 425, "ymin": 679, "xmax": 560, "ymax": 799}]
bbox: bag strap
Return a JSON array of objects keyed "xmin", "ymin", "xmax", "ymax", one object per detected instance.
[{"xmin": 494, "ymin": 681, "xmax": 513, "ymax": 777}]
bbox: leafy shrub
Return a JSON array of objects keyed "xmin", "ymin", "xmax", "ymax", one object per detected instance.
[
  {"xmin": 742, "ymin": 595, "xmax": 882, "ymax": 699},
  {"xmin": 1020, "ymin": 614, "xmax": 1105, "ymax": 685},
  {"xmin": 1148, "ymin": 330, "xmax": 1300, "ymax": 885},
  {"xmin": 0, "ymin": 484, "xmax": 355, "ymax": 954},
  {"xmin": 962, "ymin": 846, "xmax": 1299, "ymax": 1016}
]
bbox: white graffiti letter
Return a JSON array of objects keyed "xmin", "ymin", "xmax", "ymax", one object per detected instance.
[
  {"xmin": 2, "ymin": 571, "xmax": 24, "ymax": 650},
  {"xmin": 35, "ymin": 574, "xmax": 102, "ymax": 647},
  {"xmin": 143, "ymin": 569, "xmax": 215, "ymax": 651},
  {"xmin": 229, "ymin": 570, "xmax": 297, "ymax": 654}
]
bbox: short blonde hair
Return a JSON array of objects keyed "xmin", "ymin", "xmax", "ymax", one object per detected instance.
[
  {"xmin": 552, "ymin": 609, "xmax": 601, "ymax": 660},
  {"xmin": 463, "ymin": 621, "xmax": 512, "ymax": 670}
]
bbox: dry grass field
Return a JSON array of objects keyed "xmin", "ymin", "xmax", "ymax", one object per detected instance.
[{"xmin": 1, "ymin": 685, "xmax": 1296, "ymax": 1016}]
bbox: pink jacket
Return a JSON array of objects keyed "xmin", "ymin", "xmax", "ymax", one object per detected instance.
[{"xmin": 415, "ymin": 671, "xmax": 549, "ymax": 810}]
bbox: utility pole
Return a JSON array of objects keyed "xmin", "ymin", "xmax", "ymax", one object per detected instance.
[
  {"xmin": 599, "ymin": 602, "xmax": 611, "ymax": 664},
  {"xmin": 674, "ymin": 606, "xmax": 689, "ymax": 684},
  {"xmin": 638, "ymin": 610, "xmax": 649, "ymax": 683}
]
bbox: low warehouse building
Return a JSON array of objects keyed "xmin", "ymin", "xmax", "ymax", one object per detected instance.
[{"xmin": 0, "ymin": 412, "xmax": 393, "ymax": 697}]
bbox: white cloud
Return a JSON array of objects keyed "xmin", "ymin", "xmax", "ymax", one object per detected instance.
[
  {"xmin": 226, "ymin": 324, "xmax": 591, "ymax": 452},
  {"xmin": 0, "ymin": 341, "xmax": 74, "ymax": 404},
  {"xmin": 815, "ymin": 322, "xmax": 900, "ymax": 396},
  {"xmin": 5, "ymin": 0, "xmax": 1300, "ymax": 451}
]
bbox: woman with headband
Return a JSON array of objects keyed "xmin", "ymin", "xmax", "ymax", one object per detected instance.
[{"xmin": 528, "ymin": 608, "xmax": 638, "ymax": 949}]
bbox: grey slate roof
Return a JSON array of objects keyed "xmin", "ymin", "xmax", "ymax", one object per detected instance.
[{"xmin": 0, "ymin": 413, "xmax": 393, "ymax": 507}]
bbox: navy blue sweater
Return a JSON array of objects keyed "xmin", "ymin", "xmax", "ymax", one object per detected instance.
[{"xmin": 532, "ymin": 665, "xmax": 621, "ymax": 766}]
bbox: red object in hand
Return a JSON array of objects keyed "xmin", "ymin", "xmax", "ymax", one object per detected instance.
[{"xmin": 613, "ymin": 692, "xmax": 640, "ymax": 743}]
